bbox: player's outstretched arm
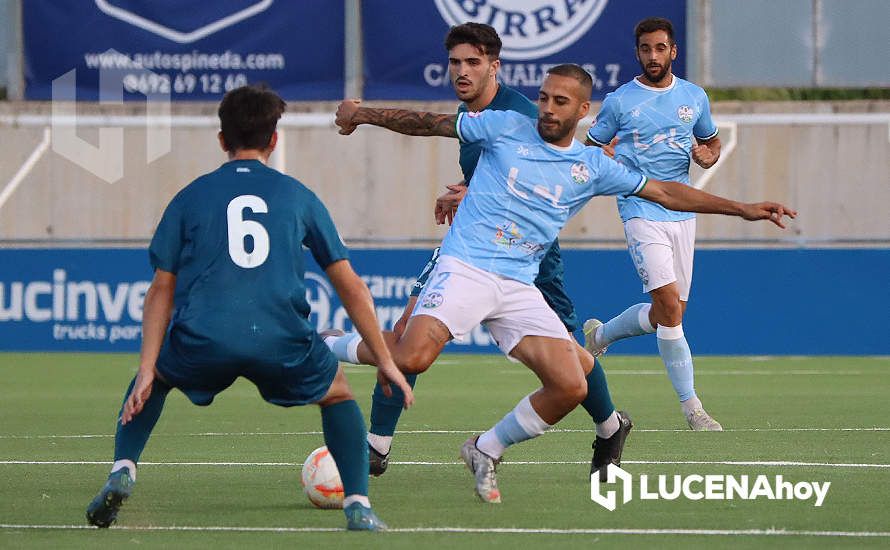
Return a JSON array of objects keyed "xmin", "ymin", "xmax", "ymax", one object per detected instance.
[
  {"xmin": 638, "ymin": 179, "xmax": 797, "ymax": 228},
  {"xmin": 336, "ymin": 99, "xmax": 458, "ymax": 138},
  {"xmin": 122, "ymin": 269, "xmax": 175, "ymax": 424},
  {"xmin": 325, "ymin": 259, "xmax": 414, "ymax": 408}
]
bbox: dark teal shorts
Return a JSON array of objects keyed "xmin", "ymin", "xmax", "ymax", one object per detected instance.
[{"xmin": 156, "ymin": 332, "xmax": 338, "ymax": 407}]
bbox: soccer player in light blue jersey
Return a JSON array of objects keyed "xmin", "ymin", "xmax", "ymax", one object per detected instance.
[
  {"xmin": 84, "ymin": 85, "xmax": 413, "ymax": 531},
  {"xmin": 333, "ymin": 64, "xmax": 794, "ymax": 502},
  {"xmin": 362, "ymin": 22, "xmax": 626, "ymax": 481},
  {"xmin": 583, "ymin": 17, "xmax": 726, "ymax": 430}
]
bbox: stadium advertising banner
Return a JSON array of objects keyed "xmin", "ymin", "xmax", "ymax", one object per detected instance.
[
  {"xmin": 23, "ymin": 0, "xmax": 344, "ymax": 101},
  {"xmin": 0, "ymin": 248, "xmax": 493, "ymax": 353},
  {"xmin": 362, "ymin": 0, "xmax": 686, "ymax": 100},
  {"xmin": 0, "ymin": 248, "xmax": 886, "ymax": 355}
]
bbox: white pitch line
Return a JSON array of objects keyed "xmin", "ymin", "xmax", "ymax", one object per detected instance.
[
  {"xmin": 0, "ymin": 524, "xmax": 888, "ymax": 538},
  {"xmin": 2, "ymin": 459, "xmax": 888, "ymax": 469},
  {"xmin": 1, "ymin": 427, "xmax": 888, "ymax": 439}
]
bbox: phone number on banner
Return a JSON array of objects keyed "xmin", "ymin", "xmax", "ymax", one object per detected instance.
[{"xmin": 122, "ymin": 72, "xmax": 250, "ymax": 96}]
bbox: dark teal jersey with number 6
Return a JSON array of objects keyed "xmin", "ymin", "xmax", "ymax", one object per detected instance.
[{"xmin": 149, "ymin": 159, "xmax": 348, "ymax": 363}]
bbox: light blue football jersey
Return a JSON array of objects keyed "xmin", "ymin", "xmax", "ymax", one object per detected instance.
[
  {"xmin": 587, "ymin": 76, "xmax": 718, "ymax": 222},
  {"xmin": 440, "ymin": 110, "xmax": 647, "ymax": 284}
]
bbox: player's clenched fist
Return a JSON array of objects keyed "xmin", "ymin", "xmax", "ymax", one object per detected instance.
[
  {"xmin": 691, "ymin": 143, "xmax": 718, "ymax": 168},
  {"xmin": 335, "ymin": 99, "xmax": 361, "ymax": 135}
]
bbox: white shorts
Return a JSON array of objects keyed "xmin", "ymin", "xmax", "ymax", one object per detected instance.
[
  {"xmin": 411, "ymin": 255, "xmax": 571, "ymax": 356},
  {"xmin": 623, "ymin": 217, "xmax": 696, "ymax": 301}
]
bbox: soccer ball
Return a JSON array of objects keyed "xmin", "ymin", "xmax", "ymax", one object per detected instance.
[{"xmin": 301, "ymin": 446, "xmax": 344, "ymax": 509}]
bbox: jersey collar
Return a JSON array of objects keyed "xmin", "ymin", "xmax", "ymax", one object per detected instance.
[{"xmin": 632, "ymin": 74, "xmax": 677, "ymax": 92}]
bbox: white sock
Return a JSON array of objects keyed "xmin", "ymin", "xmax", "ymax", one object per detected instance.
[
  {"xmin": 638, "ymin": 303, "xmax": 655, "ymax": 333},
  {"xmin": 324, "ymin": 332, "xmax": 362, "ymax": 364},
  {"xmin": 595, "ymin": 410, "xmax": 620, "ymax": 439},
  {"xmin": 367, "ymin": 433, "xmax": 392, "ymax": 456},
  {"xmin": 111, "ymin": 459, "xmax": 136, "ymax": 481},
  {"xmin": 343, "ymin": 495, "xmax": 370, "ymax": 508}
]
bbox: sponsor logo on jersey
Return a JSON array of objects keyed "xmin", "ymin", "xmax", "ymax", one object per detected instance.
[
  {"xmin": 493, "ymin": 221, "xmax": 522, "ymax": 248},
  {"xmin": 434, "ymin": 0, "xmax": 609, "ymax": 60},
  {"xmin": 571, "ymin": 162, "xmax": 590, "ymax": 184},
  {"xmin": 678, "ymin": 105, "xmax": 694, "ymax": 123}
]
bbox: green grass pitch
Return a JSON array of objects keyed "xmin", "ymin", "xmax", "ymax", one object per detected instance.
[{"xmin": 1, "ymin": 353, "xmax": 888, "ymax": 548}]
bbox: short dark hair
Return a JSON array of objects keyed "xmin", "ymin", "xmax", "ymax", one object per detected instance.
[
  {"xmin": 546, "ymin": 64, "xmax": 593, "ymax": 99},
  {"xmin": 218, "ymin": 85, "xmax": 286, "ymax": 152},
  {"xmin": 444, "ymin": 22, "xmax": 502, "ymax": 59},
  {"xmin": 635, "ymin": 17, "xmax": 675, "ymax": 46}
]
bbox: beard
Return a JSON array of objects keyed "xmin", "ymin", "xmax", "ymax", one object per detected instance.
[
  {"xmin": 639, "ymin": 59, "xmax": 671, "ymax": 83},
  {"xmin": 537, "ymin": 117, "xmax": 574, "ymax": 143}
]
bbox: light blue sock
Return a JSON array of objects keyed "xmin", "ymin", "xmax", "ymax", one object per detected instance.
[
  {"xmin": 324, "ymin": 333, "xmax": 362, "ymax": 364},
  {"xmin": 656, "ymin": 324, "xmax": 696, "ymax": 402},
  {"xmin": 601, "ymin": 303, "xmax": 655, "ymax": 346},
  {"xmin": 476, "ymin": 395, "xmax": 551, "ymax": 459}
]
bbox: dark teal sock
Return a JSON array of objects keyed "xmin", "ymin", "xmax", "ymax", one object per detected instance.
[
  {"xmin": 113, "ymin": 376, "xmax": 171, "ymax": 463},
  {"xmin": 580, "ymin": 359, "xmax": 615, "ymax": 423},
  {"xmin": 369, "ymin": 373, "xmax": 418, "ymax": 437},
  {"xmin": 321, "ymin": 400, "xmax": 368, "ymax": 498}
]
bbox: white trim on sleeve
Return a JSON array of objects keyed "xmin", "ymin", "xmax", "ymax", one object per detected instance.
[{"xmin": 456, "ymin": 112, "xmax": 468, "ymax": 142}]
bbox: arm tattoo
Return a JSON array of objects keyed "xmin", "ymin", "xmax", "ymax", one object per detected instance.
[{"xmin": 356, "ymin": 108, "xmax": 458, "ymax": 138}]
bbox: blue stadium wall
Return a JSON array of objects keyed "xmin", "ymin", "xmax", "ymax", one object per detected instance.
[{"xmin": 0, "ymin": 248, "xmax": 886, "ymax": 355}]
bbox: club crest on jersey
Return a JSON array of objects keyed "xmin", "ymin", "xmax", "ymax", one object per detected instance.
[
  {"xmin": 434, "ymin": 0, "xmax": 609, "ymax": 60},
  {"xmin": 467, "ymin": 111, "xmax": 482, "ymax": 118},
  {"xmin": 421, "ymin": 292, "xmax": 444, "ymax": 309},
  {"xmin": 677, "ymin": 105, "xmax": 694, "ymax": 123},
  {"xmin": 571, "ymin": 162, "xmax": 590, "ymax": 184}
]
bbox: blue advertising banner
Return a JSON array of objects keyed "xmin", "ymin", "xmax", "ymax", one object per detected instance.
[
  {"xmin": 23, "ymin": 0, "xmax": 344, "ymax": 101},
  {"xmin": 362, "ymin": 0, "xmax": 686, "ymax": 100},
  {"xmin": 1, "ymin": 248, "xmax": 886, "ymax": 355}
]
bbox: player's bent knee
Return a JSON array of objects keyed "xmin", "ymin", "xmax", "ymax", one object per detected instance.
[
  {"xmin": 652, "ymin": 296, "xmax": 684, "ymax": 325},
  {"xmin": 574, "ymin": 344, "xmax": 596, "ymax": 374},
  {"xmin": 395, "ymin": 351, "xmax": 433, "ymax": 375},
  {"xmin": 566, "ymin": 379, "xmax": 588, "ymax": 405},
  {"xmin": 547, "ymin": 375, "xmax": 587, "ymax": 405},
  {"xmin": 317, "ymin": 367, "xmax": 354, "ymax": 406},
  {"xmin": 391, "ymin": 340, "xmax": 437, "ymax": 374}
]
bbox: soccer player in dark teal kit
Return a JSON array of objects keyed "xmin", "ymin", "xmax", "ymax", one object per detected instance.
[
  {"xmin": 85, "ymin": 85, "xmax": 413, "ymax": 531},
  {"xmin": 331, "ymin": 23, "xmax": 631, "ymax": 479}
]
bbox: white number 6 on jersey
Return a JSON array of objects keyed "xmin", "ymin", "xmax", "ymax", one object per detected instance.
[{"xmin": 227, "ymin": 195, "xmax": 270, "ymax": 268}]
